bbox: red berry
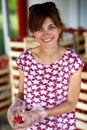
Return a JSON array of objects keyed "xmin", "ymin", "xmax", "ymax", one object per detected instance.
[{"xmin": 13, "ymin": 116, "xmax": 22, "ymax": 125}]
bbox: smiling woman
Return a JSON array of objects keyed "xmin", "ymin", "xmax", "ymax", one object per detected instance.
[
  {"xmin": 33, "ymin": 18, "xmax": 61, "ymax": 51},
  {"xmin": 29, "ymin": 2, "xmax": 64, "ymax": 40},
  {"xmin": 7, "ymin": 2, "xmax": 84, "ymax": 130}
]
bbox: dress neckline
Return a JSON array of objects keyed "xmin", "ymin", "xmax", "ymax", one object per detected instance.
[{"xmin": 29, "ymin": 48, "xmax": 69, "ymax": 66}]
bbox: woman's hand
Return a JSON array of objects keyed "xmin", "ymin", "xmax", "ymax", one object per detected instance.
[
  {"xmin": 7, "ymin": 98, "xmax": 26, "ymax": 128},
  {"xmin": 14, "ymin": 110, "xmax": 47, "ymax": 130}
]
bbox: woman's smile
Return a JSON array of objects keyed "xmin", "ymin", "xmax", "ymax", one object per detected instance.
[
  {"xmin": 33, "ymin": 17, "xmax": 61, "ymax": 48},
  {"xmin": 41, "ymin": 37, "xmax": 54, "ymax": 42}
]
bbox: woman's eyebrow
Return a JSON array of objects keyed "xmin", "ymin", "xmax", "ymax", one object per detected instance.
[{"xmin": 49, "ymin": 24, "xmax": 55, "ymax": 26}]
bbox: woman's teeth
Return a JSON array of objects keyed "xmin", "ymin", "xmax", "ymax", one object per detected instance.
[{"xmin": 43, "ymin": 38, "xmax": 52, "ymax": 42}]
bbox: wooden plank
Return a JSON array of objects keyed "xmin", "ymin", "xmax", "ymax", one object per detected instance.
[
  {"xmin": 76, "ymin": 112, "xmax": 87, "ymax": 121},
  {"xmin": 75, "ymin": 35, "xmax": 84, "ymax": 42},
  {"xmin": 0, "ymin": 99, "xmax": 11, "ymax": 108},
  {"xmin": 11, "ymin": 92, "xmax": 17, "ymax": 101},
  {"xmin": 0, "ymin": 85, "xmax": 10, "ymax": 91},
  {"xmin": 0, "ymin": 75, "xmax": 9, "ymax": 83},
  {"xmin": 59, "ymin": 39, "xmax": 74, "ymax": 46},
  {"xmin": 79, "ymin": 92, "xmax": 87, "ymax": 100},
  {"xmin": 0, "ymin": 109, "xmax": 8, "ymax": 115},
  {"xmin": 9, "ymin": 50, "xmax": 22, "ymax": 57},
  {"xmin": 9, "ymin": 41, "xmax": 26, "ymax": 48},
  {"xmin": 0, "ymin": 92, "xmax": 11, "ymax": 100},
  {"xmin": 24, "ymin": 37, "xmax": 40, "ymax": 48},
  {"xmin": 76, "ymin": 120, "xmax": 87, "ymax": 130},
  {"xmin": 10, "ymin": 69, "xmax": 19, "ymax": 76},
  {"xmin": 77, "ymin": 44, "xmax": 85, "ymax": 51},
  {"xmin": 9, "ymin": 60, "xmax": 17, "ymax": 67},
  {"xmin": 76, "ymin": 102, "xmax": 87, "ymax": 111},
  {"xmin": 81, "ymin": 82, "xmax": 87, "ymax": 90},
  {"xmin": 11, "ymin": 79, "xmax": 19, "ymax": 85},
  {"xmin": 0, "ymin": 68, "xmax": 9, "ymax": 75},
  {"xmin": 81, "ymin": 72, "xmax": 87, "ymax": 79},
  {"xmin": 12, "ymin": 87, "xmax": 18, "ymax": 93}
]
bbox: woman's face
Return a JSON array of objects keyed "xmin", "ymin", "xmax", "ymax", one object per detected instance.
[{"xmin": 33, "ymin": 17, "xmax": 61, "ymax": 48}]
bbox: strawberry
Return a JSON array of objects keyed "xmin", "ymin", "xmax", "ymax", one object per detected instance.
[{"xmin": 13, "ymin": 116, "xmax": 22, "ymax": 125}]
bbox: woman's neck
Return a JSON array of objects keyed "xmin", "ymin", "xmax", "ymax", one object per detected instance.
[
  {"xmin": 32, "ymin": 45, "xmax": 65, "ymax": 65},
  {"xmin": 39, "ymin": 45, "xmax": 60, "ymax": 58}
]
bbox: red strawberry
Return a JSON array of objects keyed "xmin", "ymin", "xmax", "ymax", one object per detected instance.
[{"xmin": 13, "ymin": 116, "xmax": 22, "ymax": 125}]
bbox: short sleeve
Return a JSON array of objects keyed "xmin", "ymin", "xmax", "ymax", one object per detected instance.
[
  {"xmin": 16, "ymin": 52, "xmax": 26, "ymax": 71},
  {"xmin": 69, "ymin": 50, "xmax": 84, "ymax": 75}
]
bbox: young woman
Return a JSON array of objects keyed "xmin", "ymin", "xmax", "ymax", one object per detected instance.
[{"xmin": 7, "ymin": 2, "xmax": 84, "ymax": 130}]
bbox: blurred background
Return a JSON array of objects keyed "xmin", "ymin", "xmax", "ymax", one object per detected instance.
[{"xmin": 0, "ymin": 0, "xmax": 87, "ymax": 130}]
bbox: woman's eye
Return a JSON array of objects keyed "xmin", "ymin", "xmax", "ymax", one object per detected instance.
[
  {"xmin": 48, "ymin": 25, "xmax": 56, "ymax": 30},
  {"xmin": 37, "ymin": 28, "xmax": 43, "ymax": 32}
]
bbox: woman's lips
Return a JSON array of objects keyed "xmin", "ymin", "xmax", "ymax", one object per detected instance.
[{"xmin": 42, "ymin": 37, "xmax": 53, "ymax": 42}]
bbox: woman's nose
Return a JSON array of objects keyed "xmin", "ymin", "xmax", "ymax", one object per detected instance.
[{"xmin": 43, "ymin": 29, "xmax": 50, "ymax": 35}]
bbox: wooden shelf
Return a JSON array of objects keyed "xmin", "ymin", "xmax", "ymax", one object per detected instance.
[
  {"xmin": 76, "ymin": 120, "xmax": 87, "ymax": 130},
  {"xmin": 0, "ymin": 67, "xmax": 11, "ymax": 114},
  {"xmin": 0, "ymin": 68, "xmax": 9, "ymax": 75},
  {"xmin": 76, "ymin": 70, "xmax": 87, "ymax": 130}
]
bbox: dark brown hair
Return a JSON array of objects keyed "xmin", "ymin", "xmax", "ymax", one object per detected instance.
[{"xmin": 28, "ymin": 2, "xmax": 64, "ymax": 38}]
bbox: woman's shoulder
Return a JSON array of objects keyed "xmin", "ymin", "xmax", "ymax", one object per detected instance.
[
  {"xmin": 66, "ymin": 48, "xmax": 81, "ymax": 58},
  {"xmin": 66, "ymin": 48, "xmax": 84, "ymax": 74},
  {"xmin": 66, "ymin": 48, "xmax": 84, "ymax": 66},
  {"xmin": 16, "ymin": 49, "xmax": 32, "ymax": 61}
]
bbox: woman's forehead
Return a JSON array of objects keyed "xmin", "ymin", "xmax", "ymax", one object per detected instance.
[{"xmin": 41, "ymin": 17, "xmax": 55, "ymax": 26}]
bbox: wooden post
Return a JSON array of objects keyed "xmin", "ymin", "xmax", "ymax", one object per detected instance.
[{"xmin": 83, "ymin": 32, "xmax": 87, "ymax": 57}]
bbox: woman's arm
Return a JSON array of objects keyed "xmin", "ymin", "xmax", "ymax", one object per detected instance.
[
  {"xmin": 7, "ymin": 69, "xmax": 24, "ymax": 128},
  {"xmin": 16, "ymin": 69, "xmax": 24, "ymax": 100},
  {"xmin": 46, "ymin": 68, "xmax": 82, "ymax": 117}
]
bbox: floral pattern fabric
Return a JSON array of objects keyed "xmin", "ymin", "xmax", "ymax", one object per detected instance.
[{"xmin": 16, "ymin": 48, "xmax": 84, "ymax": 130}]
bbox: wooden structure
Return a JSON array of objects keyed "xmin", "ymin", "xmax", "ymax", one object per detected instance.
[
  {"xmin": 8, "ymin": 37, "xmax": 40, "ymax": 101},
  {"xmin": 0, "ymin": 67, "xmax": 11, "ymax": 115},
  {"xmin": 76, "ymin": 71, "xmax": 87, "ymax": 130},
  {"xmin": 83, "ymin": 32, "xmax": 87, "ymax": 57}
]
